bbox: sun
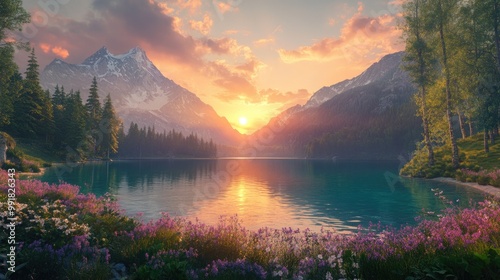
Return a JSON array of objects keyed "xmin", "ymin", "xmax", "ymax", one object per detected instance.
[{"xmin": 239, "ymin": 116, "xmax": 248, "ymax": 126}]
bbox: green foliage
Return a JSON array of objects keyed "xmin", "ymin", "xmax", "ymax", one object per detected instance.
[
  {"xmin": 0, "ymin": 0, "xmax": 30, "ymax": 43},
  {"xmin": 100, "ymin": 94, "xmax": 120, "ymax": 158},
  {"xmin": 0, "ymin": 46, "xmax": 17, "ymax": 128},
  {"xmin": 407, "ymin": 249, "xmax": 500, "ymax": 280},
  {"xmin": 119, "ymin": 122, "xmax": 217, "ymax": 158},
  {"xmin": 305, "ymin": 102, "xmax": 421, "ymax": 159},
  {"xmin": 401, "ymin": 134, "xmax": 500, "ymax": 178},
  {"xmin": 84, "ymin": 76, "xmax": 103, "ymax": 157},
  {"xmin": 0, "ymin": 131, "xmax": 16, "ymax": 149},
  {"xmin": 133, "ymin": 252, "xmax": 191, "ymax": 280}
]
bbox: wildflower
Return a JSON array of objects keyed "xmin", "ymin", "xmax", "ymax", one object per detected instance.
[{"xmin": 326, "ymin": 271, "xmax": 333, "ymax": 280}]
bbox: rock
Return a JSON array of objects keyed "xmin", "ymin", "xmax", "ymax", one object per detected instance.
[{"xmin": 110, "ymin": 263, "xmax": 127, "ymax": 280}]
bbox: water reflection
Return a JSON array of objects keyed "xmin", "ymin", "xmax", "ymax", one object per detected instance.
[{"xmin": 38, "ymin": 159, "xmax": 486, "ymax": 233}]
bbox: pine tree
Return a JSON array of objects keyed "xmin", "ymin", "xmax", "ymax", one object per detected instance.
[
  {"xmin": 12, "ymin": 49, "xmax": 51, "ymax": 138},
  {"xmin": 100, "ymin": 94, "xmax": 120, "ymax": 159},
  {"xmin": 52, "ymin": 85, "xmax": 67, "ymax": 148},
  {"xmin": 0, "ymin": 46, "xmax": 18, "ymax": 128},
  {"xmin": 85, "ymin": 77, "xmax": 102, "ymax": 156},
  {"xmin": 0, "ymin": 0, "xmax": 29, "ymax": 40},
  {"xmin": 65, "ymin": 91, "xmax": 88, "ymax": 157}
]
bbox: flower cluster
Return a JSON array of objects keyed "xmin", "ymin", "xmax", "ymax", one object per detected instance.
[
  {"xmin": 457, "ymin": 168, "xmax": 500, "ymax": 187},
  {"xmin": 1, "ymin": 170, "xmax": 500, "ymax": 279}
]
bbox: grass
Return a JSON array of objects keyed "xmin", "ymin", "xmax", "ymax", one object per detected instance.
[
  {"xmin": 15, "ymin": 138, "xmax": 62, "ymax": 164},
  {"xmin": 458, "ymin": 134, "xmax": 500, "ymax": 170},
  {"xmin": 401, "ymin": 133, "xmax": 500, "ymax": 179},
  {"xmin": 1, "ymin": 171, "xmax": 500, "ymax": 279}
]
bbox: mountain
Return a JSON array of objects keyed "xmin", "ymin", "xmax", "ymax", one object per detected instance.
[
  {"xmin": 41, "ymin": 47, "xmax": 242, "ymax": 146},
  {"xmin": 251, "ymin": 52, "xmax": 423, "ymax": 159}
]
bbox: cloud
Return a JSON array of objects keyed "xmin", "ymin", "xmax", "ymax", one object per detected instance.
[
  {"xmin": 206, "ymin": 60, "xmax": 260, "ymax": 102},
  {"xmin": 22, "ymin": 0, "xmax": 257, "ymax": 70},
  {"xmin": 259, "ymin": 88, "xmax": 311, "ymax": 111},
  {"xmin": 278, "ymin": 2, "xmax": 403, "ymax": 64},
  {"xmin": 199, "ymin": 37, "xmax": 250, "ymax": 57},
  {"xmin": 215, "ymin": 1, "xmax": 236, "ymax": 14},
  {"xmin": 173, "ymin": 0, "xmax": 202, "ymax": 13},
  {"xmin": 189, "ymin": 14, "xmax": 213, "ymax": 35},
  {"xmin": 236, "ymin": 58, "xmax": 265, "ymax": 75},
  {"xmin": 253, "ymin": 38, "xmax": 275, "ymax": 47},
  {"xmin": 39, "ymin": 43, "xmax": 69, "ymax": 59}
]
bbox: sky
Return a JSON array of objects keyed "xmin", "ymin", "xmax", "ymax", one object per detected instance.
[{"xmin": 14, "ymin": 0, "xmax": 404, "ymax": 134}]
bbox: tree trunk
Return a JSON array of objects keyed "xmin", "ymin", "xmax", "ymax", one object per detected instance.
[
  {"xmin": 468, "ymin": 119, "xmax": 474, "ymax": 136},
  {"xmin": 457, "ymin": 110, "xmax": 467, "ymax": 139},
  {"xmin": 485, "ymin": 130, "xmax": 490, "ymax": 153},
  {"xmin": 438, "ymin": 9, "xmax": 460, "ymax": 168},
  {"xmin": 415, "ymin": 0, "xmax": 434, "ymax": 166},
  {"xmin": 422, "ymin": 85, "xmax": 434, "ymax": 166},
  {"xmin": 0, "ymin": 136, "xmax": 7, "ymax": 164}
]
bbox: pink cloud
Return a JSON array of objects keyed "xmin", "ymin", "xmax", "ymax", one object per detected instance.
[
  {"xmin": 39, "ymin": 43, "xmax": 69, "ymax": 59},
  {"xmin": 189, "ymin": 14, "xmax": 213, "ymax": 35},
  {"xmin": 278, "ymin": 3, "xmax": 403, "ymax": 64}
]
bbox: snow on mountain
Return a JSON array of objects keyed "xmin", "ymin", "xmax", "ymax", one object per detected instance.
[
  {"xmin": 304, "ymin": 52, "xmax": 408, "ymax": 109},
  {"xmin": 250, "ymin": 51, "xmax": 419, "ymax": 158},
  {"xmin": 41, "ymin": 47, "xmax": 242, "ymax": 146}
]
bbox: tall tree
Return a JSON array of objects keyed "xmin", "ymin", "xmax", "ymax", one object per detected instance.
[
  {"xmin": 64, "ymin": 91, "xmax": 88, "ymax": 157},
  {"xmin": 52, "ymin": 85, "xmax": 67, "ymax": 149},
  {"xmin": 100, "ymin": 94, "xmax": 120, "ymax": 159},
  {"xmin": 0, "ymin": 0, "xmax": 30, "ymax": 46},
  {"xmin": 0, "ymin": 0, "xmax": 30, "ymax": 129},
  {"xmin": 85, "ymin": 77, "xmax": 102, "ymax": 156},
  {"xmin": 0, "ymin": 46, "xmax": 17, "ymax": 128},
  {"xmin": 403, "ymin": 0, "xmax": 437, "ymax": 166},
  {"xmin": 424, "ymin": 0, "xmax": 460, "ymax": 168},
  {"xmin": 12, "ymin": 49, "xmax": 52, "ymax": 138}
]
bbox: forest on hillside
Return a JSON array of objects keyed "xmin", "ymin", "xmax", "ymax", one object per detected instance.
[
  {"xmin": 402, "ymin": 0, "xmax": 500, "ymax": 169},
  {"xmin": 0, "ymin": 2, "xmax": 216, "ymax": 165}
]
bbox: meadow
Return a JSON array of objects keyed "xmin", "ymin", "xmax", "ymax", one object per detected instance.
[{"xmin": 1, "ymin": 170, "xmax": 500, "ymax": 280}]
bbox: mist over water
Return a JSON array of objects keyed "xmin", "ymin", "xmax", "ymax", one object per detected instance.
[{"xmin": 38, "ymin": 159, "xmax": 485, "ymax": 233}]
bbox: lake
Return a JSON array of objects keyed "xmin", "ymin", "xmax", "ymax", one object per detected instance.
[{"xmin": 36, "ymin": 159, "xmax": 485, "ymax": 233}]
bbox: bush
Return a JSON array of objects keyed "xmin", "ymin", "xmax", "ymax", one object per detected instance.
[
  {"xmin": 1, "ymin": 160, "xmax": 17, "ymax": 170},
  {"xmin": 478, "ymin": 175, "xmax": 490, "ymax": 186},
  {"xmin": 2, "ymin": 170, "xmax": 500, "ymax": 279}
]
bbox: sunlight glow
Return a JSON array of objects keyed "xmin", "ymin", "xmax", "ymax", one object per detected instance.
[{"xmin": 239, "ymin": 116, "xmax": 248, "ymax": 126}]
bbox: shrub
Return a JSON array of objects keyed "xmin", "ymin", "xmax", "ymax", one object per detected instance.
[
  {"xmin": 478, "ymin": 175, "xmax": 490, "ymax": 186},
  {"xmin": 2, "ymin": 170, "xmax": 500, "ymax": 279}
]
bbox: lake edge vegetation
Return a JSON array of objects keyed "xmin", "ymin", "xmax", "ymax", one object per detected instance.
[
  {"xmin": 2, "ymin": 171, "xmax": 500, "ymax": 279},
  {"xmin": 401, "ymin": 0, "xmax": 500, "ymax": 180}
]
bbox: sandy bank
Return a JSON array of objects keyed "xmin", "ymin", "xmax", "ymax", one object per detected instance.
[{"xmin": 433, "ymin": 177, "xmax": 500, "ymax": 198}]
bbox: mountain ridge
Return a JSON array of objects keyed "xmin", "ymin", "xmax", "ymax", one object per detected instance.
[
  {"xmin": 41, "ymin": 46, "xmax": 242, "ymax": 146},
  {"xmin": 250, "ymin": 51, "xmax": 422, "ymax": 159}
]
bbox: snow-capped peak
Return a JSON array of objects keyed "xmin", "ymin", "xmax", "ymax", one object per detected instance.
[{"xmin": 40, "ymin": 46, "xmax": 243, "ymax": 145}]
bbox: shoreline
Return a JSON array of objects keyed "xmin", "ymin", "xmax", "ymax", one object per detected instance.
[
  {"xmin": 432, "ymin": 177, "xmax": 500, "ymax": 198},
  {"xmin": 19, "ymin": 167, "xmax": 46, "ymax": 177}
]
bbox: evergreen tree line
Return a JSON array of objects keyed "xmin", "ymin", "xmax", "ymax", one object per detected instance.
[
  {"xmin": 50, "ymin": 78, "xmax": 120, "ymax": 160},
  {"xmin": 403, "ymin": 0, "xmax": 500, "ymax": 168},
  {"xmin": 118, "ymin": 123, "xmax": 217, "ymax": 158},
  {"xmin": 0, "ymin": 47, "xmax": 121, "ymax": 160}
]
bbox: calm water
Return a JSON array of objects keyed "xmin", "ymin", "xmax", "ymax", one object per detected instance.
[{"xmin": 35, "ymin": 159, "xmax": 485, "ymax": 233}]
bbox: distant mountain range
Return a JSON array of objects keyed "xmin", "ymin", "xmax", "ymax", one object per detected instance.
[
  {"xmin": 41, "ymin": 48, "xmax": 422, "ymax": 158},
  {"xmin": 251, "ymin": 52, "xmax": 423, "ymax": 159},
  {"xmin": 41, "ymin": 47, "xmax": 242, "ymax": 146}
]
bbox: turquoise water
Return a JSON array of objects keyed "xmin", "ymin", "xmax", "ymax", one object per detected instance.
[{"xmin": 36, "ymin": 159, "xmax": 485, "ymax": 233}]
